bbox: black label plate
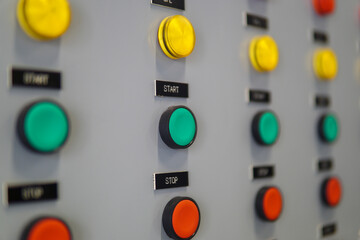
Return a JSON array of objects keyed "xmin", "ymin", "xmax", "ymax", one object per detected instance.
[
  {"xmin": 252, "ymin": 165, "xmax": 275, "ymax": 179},
  {"xmin": 318, "ymin": 159, "xmax": 333, "ymax": 172},
  {"xmin": 247, "ymin": 89, "xmax": 271, "ymax": 103},
  {"xmin": 154, "ymin": 171, "xmax": 188, "ymax": 190},
  {"xmin": 244, "ymin": 13, "xmax": 268, "ymax": 29},
  {"xmin": 313, "ymin": 31, "xmax": 328, "ymax": 44},
  {"xmin": 315, "ymin": 95, "xmax": 331, "ymax": 107},
  {"xmin": 10, "ymin": 67, "xmax": 61, "ymax": 90},
  {"xmin": 155, "ymin": 80, "xmax": 189, "ymax": 98},
  {"xmin": 151, "ymin": 0, "xmax": 184, "ymax": 10},
  {"xmin": 321, "ymin": 223, "xmax": 337, "ymax": 237},
  {"xmin": 4, "ymin": 182, "xmax": 58, "ymax": 206}
]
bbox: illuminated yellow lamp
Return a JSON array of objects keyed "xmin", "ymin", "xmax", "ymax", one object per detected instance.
[
  {"xmin": 158, "ymin": 15, "xmax": 196, "ymax": 59},
  {"xmin": 313, "ymin": 48, "xmax": 338, "ymax": 81},
  {"xmin": 249, "ymin": 35, "xmax": 279, "ymax": 72},
  {"xmin": 17, "ymin": 0, "xmax": 71, "ymax": 41}
]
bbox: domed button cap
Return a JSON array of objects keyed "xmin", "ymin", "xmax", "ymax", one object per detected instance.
[
  {"xmin": 21, "ymin": 216, "xmax": 72, "ymax": 240},
  {"xmin": 159, "ymin": 106, "xmax": 197, "ymax": 149},
  {"xmin": 313, "ymin": 0, "xmax": 335, "ymax": 15},
  {"xmin": 318, "ymin": 113, "xmax": 339, "ymax": 143},
  {"xmin": 158, "ymin": 15, "xmax": 196, "ymax": 59},
  {"xmin": 313, "ymin": 49, "xmax": 338, "ymax": 80},
  {"xmin": 321, "ymin": 177, "xmax": 342, "ymax": 207},
  {"xmin": 249, "ymin": 35, "xmax": 279, "ymax": 72},
  {"xmin": 162, "ymin": 197, "xmax": 200, "ymax": 240},
  {"xmin": 17, "ymin": 100, "xmax": 70, "ymax": 153},
  {"xmin": 255, "ymin": 186, "xmax": 283, "ymax": 221},
  {"xmin": 252, "ymin": 111, "xmax": 280, "ymax": 146},
  {"xmin": 17, "ymin": 0, "xmax": 71, "ymax": 41}
]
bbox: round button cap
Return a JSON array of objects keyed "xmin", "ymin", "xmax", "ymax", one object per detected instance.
[
  {"xmin": 17, "ymin": 100, "xmax": 70, "ymax": 153},
  {"xmin": 313, "ymin": 49, "xmax": 338, "ymax": 80},
  {"xmin": 313, "ymin": 0, "xmax": 335, "ymax": 15},
  {"xmin": 249, "ymin": 35, "xmax": 279, "ymax": 72},
  {"xmin": 318, "ymin": 113, "xmax": 339, "ymax": 143},
  {"xmin": 159, "ymin": 106, "xmax": 197, "ymax": 149},
  {"xmin": 162, "ymin": 197, "xmax": 200, "ymax": 240},
  {"xmin": 252, "ymin": 111, "xmax": 280, "ymax": 146},
  {"xmin": 21, "ymin": 217, "xmax": 72, "ymax": 240},
  {"xmin": 158, "ymin": 15, "xmax": 196, "ymax": 59},
  {"xmin": 17, "ymin": 0, "xmax": 71, "ymax": 41},
  {"xmin": 321, "ymin": 177, "xmax": 342, "ymax": 207},
  {"xmin": 255, "ymin": 186, "xmax": 283, "ymax": 221}
]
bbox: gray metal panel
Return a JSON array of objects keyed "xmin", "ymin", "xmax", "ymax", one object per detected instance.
[{"xmin": 0, "ymin": 0, "xmax": 360, "ymax": 239}]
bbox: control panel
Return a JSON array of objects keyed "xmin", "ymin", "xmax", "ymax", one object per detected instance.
[{"xmin": 1, "ymin": 0, "xmax": 360, "ymax": 239}]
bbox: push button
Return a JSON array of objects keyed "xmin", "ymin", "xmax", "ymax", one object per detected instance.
[
  {"xmin": 313, "ymin": 49, "xmax": 338, "ymax": 81},
  {"xmin": 249, "ymin": 35, "xmax": 279, "ymax": 72},
  {"xmin": 159, "ymin": 106, "xmax": 197, "ymax": 149},
  {"xmin": 21, "ymin": 216, "xmax": 72, "ymax": 240},
  {"xmin": 17, "ymin": 0, "xmax": 71, "ymax": 41},
  {"xmin": 162, "ymin": 197, "xmax": 200, "ymax": 240},
  {"xmin": 252, "ymin": 111, "xmax": 280, "ymax": 146},
  {"xmin": 158, "ymin": 15, "xmax": 196, "ymax": 59},
  {"xmin": 321, "ymin": 177, "xmax": 342, "ymax": 207},
  {"xmin": 318, "ymin": 113, "xmax": 339, "ymax": 143},
  {"xmin": 313, "ymin": 0, "xmax": 335, "ymax": 15},
  {"xmin": 17, "ymin": 100, "xmax": 70, "ymax": 153},
  {"xmin": 255, "ymin": 186, "xmax": 283, "ymax": 222}
]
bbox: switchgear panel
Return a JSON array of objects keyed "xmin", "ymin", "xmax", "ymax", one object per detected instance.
[{"xmin": 1, "ymin": 0, "xmax": 360, "ymax": 239}]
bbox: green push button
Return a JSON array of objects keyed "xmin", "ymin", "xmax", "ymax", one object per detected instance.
[
  {"xmin": 252, "ymin": 111, "xmax": 280, "ymax": 146},
  {"xmin": 159, "ymin": 106, "xmax": 197, "ymax": 149},
  {"xmin": 18, "ymin": 101, "xmax": 69, "ymax": 153},
  {"xmin": 319, "ymin": 113, "xmax": 339, "ymax": 143}
]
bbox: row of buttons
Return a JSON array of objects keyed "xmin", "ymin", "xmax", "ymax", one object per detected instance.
[
  {"xmin": 15, "ymin": 102, "xmax": 339, "ymax": 153},
  {"xmin": 19, "ymin": 177, "xmax": 341, "ymax": 240},
  {"xmin": 16, "ymin": 0, "xmax": 337, "ymax": 42}
]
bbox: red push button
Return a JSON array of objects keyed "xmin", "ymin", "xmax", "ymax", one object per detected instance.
[
  {"xmin": 313, "ymin": 0, "xmax": 335, "ymax": 15},
  {"xmin": 256, "ymin": 186, "xmax": 283, "ymax": 222},
  {"xmin": 162, "ymin": 197, "xmax": 200, "ymax": 240},
  {"xmin": 21, "ymin": 217, "xmax": 72, "ymax": 240},
  {"xmin": 321, "ymin": 177, "xmax": 342, "ymax": 207}
]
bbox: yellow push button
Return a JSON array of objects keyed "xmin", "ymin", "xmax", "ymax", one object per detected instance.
[
  {"xmin": 158, "ymin": 15, "xmax": 196, "ymax": 59},
  {"xmin": 249, "ymin": 35, "xmax": 279, "ymax": 72},
  {"xmin": 17, "ymin": 0, "xmax": 71, "ymax": 41},
  {"xmin": 313, "ymin": 49, "xmax": 338, "ymax": 80}
]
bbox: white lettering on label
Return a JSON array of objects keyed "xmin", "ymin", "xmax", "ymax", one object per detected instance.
[
  {"xmin": 164, "ymin": 85, "xmax": 179, "ymax": 93},
  {"xmin": 23, "ymin": 73, "xmax": 49, "ymax": 86},
  {"xmin": 165, "ymin": 177, "xmax": 178, "ymax": 185},
  {"xmin": 258, "ymin": 168, "xmax": 269, "ymax": 176},
  {"xmin": 21, "ymin": 187, "xmax": 44, "ymax": 200},
  {"xmin": 163, "ymin": 0, "xmax": 173, "ymax": 3},
  {"xmin": 253, "ymin": 93, "xmax": 265, "ymax": 100}
]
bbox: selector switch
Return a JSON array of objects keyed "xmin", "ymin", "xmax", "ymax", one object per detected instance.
[
  {"xmin": 321, "ymin": 177, "xmax": 342, "ymax": 207},
  {"xmin": 318, "ymin": 113, "xmax": 339, "ymax": 143},
  {"xmin": 159, "ymin": 106, "xmax": 197, "ymax": 149},
  {"xmin": 162, "ymin": 197, "xmax": 200, "ymax": 240},
  {"xmin": 158, "ymin": 15, "xmax": 196, "ymax": 59},
  {"xmin": 313, "ymin": 49, "xmax": 338, "ymax": 81},
  {"xmin": 249, "ymin": 35, "xmax": 279, "ymax": 72},
  {"xmin": 252, "ymin": 111, "xmax": 280, "ymax": 146},
  {"xmin": 21, "ymin": 216, "xmax": 72, "ymax": 240},
  {"xmin": 313, "ymin": 0, "xmax": 335, "ymax": 15},
  {"xmin": 255, "ymin": 186, "xmax": 283, "ymax": 222},
  {"xmin": 17, "ymin": 0, "xmax": 71, "ymax": 41},
  {"xmin": 17, "ymin": 100, "xmax": 70, "ymax": 153}
]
